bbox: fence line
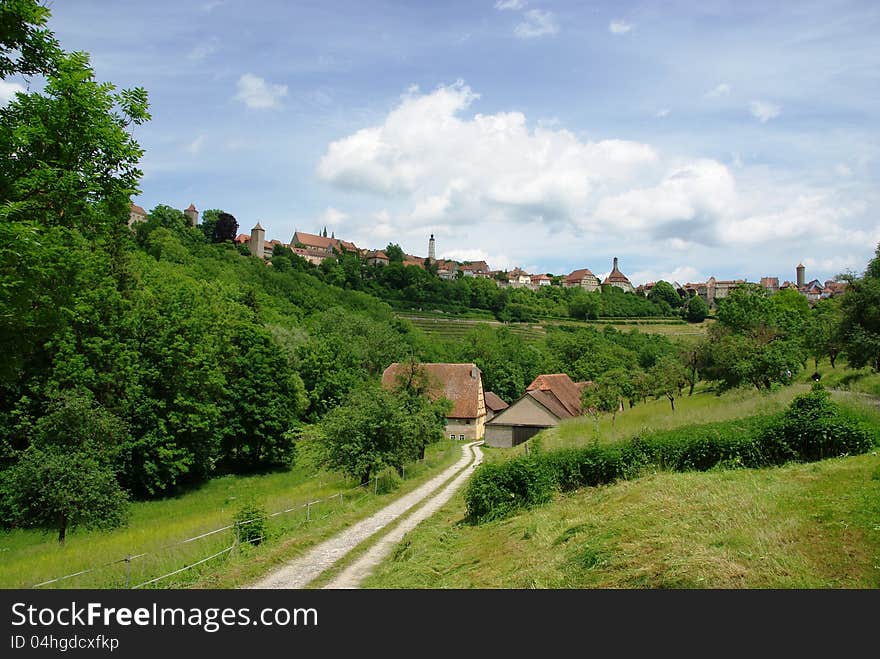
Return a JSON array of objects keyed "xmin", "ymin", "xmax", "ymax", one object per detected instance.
[{"xmin": 30, "ymin": 446, "xmax": 456, "ymax": 589}]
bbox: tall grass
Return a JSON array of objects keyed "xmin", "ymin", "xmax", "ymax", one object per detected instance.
[{"xmin": 0, "ymin": 440, "xmax": 459, "ymax": 589}]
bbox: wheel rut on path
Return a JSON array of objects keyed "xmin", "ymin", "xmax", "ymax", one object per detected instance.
[{"xmin": 247, "ymin": 441, "xmax": 482, "ymax": 589}]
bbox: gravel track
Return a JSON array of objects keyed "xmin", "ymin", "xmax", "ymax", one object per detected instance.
[{"xmin": 247, "ymin": 441, "xmax": 481, "ymax": 589}]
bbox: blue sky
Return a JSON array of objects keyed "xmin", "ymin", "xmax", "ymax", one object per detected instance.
[{"xmin": 15, "ymin": 0, "xmax": 879, "ymax": 285}]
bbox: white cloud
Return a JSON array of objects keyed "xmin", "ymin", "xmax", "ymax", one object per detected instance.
[
  {"xmin": 318, "ymin": 81, "xmax": 658, "ymax": 227},
  {"xmin": 609, "ymin": 20, "xmax": 633, "ymax": 35},
  {"xmin": 514, "ymin": 10, "xmax": 559, "ymax": 39},
  {"xmin": 185, "ymin": 135, "xmax": 206, "ymax": 154},
  {"xmin": 0, "ymin": 80, "xmax": 25, "ymax": 105},
  {"xmin": 234, "ymin": 73, "xmax": 288, "ymax": 109},
  {"xmin": 494, "ymin": 0, "xmax": 526, "ymax": 10},
  {"xmin": 317, "ymin": 81, "xmax": 865, "ymax": 263},
  {"xmin": 654, "ymin": 108, "xmax": 670, "ymax": 118},
  {"xmin": 705, "ymin": 83, "xmax": 731, "ymax": 98},
  {"xmin": 630, "ymin": 266, "xmax": 703, "ymax": 286},
  {"xmin": 188, "ymin": 38, "xmax": 219, "ymax": 61},
  {"xmin": 201, "ymin": 1, "xmax": 223, "ymax": 11},
  {"xmin": 319, "ymin": 207, "xmax": 349, "ymax": 227},
  {"xmin": 749, "ymin": 100, "xmax": 781, "ymax": 122},
  {"xmin": 834, "ymin": 163, "xmax": 852, "ymax": 177}
]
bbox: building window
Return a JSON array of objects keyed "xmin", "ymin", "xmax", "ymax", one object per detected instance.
[
  {"xmin": 459, "ymin": 434, "xmax": 465, "ymax": 441},
  {"xmin": 450, "ymin": 434, "xmax": 456, "ymax": 440}
]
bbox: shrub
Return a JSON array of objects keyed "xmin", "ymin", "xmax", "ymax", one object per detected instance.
[
  {"xmin": 465, "ymin": 457, "xmax": 556, "ymax": 523},
  {"xmin": 233, "ymin": 500, "xmax": 267, "ymax": 546},
  {"xmin": 376, "ymin": 467, "xmax": 403, "ymax": 494}
]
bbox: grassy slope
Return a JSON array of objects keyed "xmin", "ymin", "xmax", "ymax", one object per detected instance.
[
  {"xmin": 363, "ymin": 384, "xmax": 880, "ymax": 588},
  {"xmin": 0, "ymin": 441, "xmax": 459, "ymax": 589},
  {"xmin": 363, "ymin": 452, "xmax": 880, "ymax": 589}
]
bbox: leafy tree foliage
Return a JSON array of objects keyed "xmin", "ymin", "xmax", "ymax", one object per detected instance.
[
  {"xmin": 648, "ymin": 280, "xmax": 682, "ymax": 309},
  {"xmin": 199, "ymin": 208, "xmax": 223, "ymax": 242},
  {"xmin": 213, "ymin": 212, "xmax": 239, "ymax": 242},
  {"xmin": 384, "ymin": 243, "xmax": 404, "ymax": 263},
  {"xmin": 314, "ymin": 382, "xmax": 447, "ymax": 485},
  {"xmin": 0, "ymin": 0, "xmax": 61, "ymax": 78},
  {"xmin": 647, "ymin": 355, "xmax": 689, "ymax": 412},
  {"xmin": 684, "ymin": 295, "xmax": 708, "ymax": 323},
  {"xmin": 1, "ymin": 391, "xmax": 129, "ymax": 543}
]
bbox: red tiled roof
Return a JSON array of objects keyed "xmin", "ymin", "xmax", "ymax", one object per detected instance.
[
  {"xmin": 566, "ymin": 268, "xmax": 597, "ymax": 282},
  {"xmin": 603, "ymin": 258, "xmax": 632, "ymax": 285},
  {"xmin": 130, "ymin": 203, "xmax": 147, "ymax": 215},
  {"xmin": 484, "ymin": 391, "xmax": 509, "ymax": 412},
  {"xmin": 186, "ymin": 203, "xmax": 197, "ymax": 211},
  {"xmin": 382, "ymin": 363, "xmax": 484, "ymax": 419},
  {"xmin": 526, "ymin": 374, "xmax": 585, "ymax": 418},
  {"xmin": 234, "ymin": 234, "xmax": 250, "ymax": 244},
  {"xmin": 460, "ymin": 261, "xmax": 490, "ymax": 272},
  {"xmin": 365, "ymin": 250, "xmax": 388, "ymax": 259}
]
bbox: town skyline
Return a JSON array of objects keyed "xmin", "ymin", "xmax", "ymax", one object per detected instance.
[{"xmin": 25, "ymin": 1, "xmax": 880, "ymax": 285}]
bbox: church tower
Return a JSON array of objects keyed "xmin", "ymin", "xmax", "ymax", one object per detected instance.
[
  {"xmin": 428, "ymin": 234, "xmax": 436, "ymax": 263},
  {"xmin": 250, "ymin": 222, "xmax": 265, "ymax": 259}
]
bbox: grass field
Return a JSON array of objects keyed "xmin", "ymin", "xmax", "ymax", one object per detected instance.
[
  {"xmin": 362, "ymin": 451, "xmax": 880, "ymax": 588},
  {"xmin": 396, "ymin": 310, "xmax": 709, "ymax": 346},
  {"xmin": 0, "ymin": 440, "xmax": 460, "ymax": 589}
]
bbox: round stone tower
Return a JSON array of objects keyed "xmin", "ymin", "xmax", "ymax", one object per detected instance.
[
  {"xmin": 428, "ymin": 234, "xmax": 436, "ymax": 263},
  {"xmin": 184, "ymin": 203, "xmax": 199, "ymax": 227},
  {"xmin": 250, "ymin": 222, "xmax": 266, "ymax": 258},
  {"xmin": 796, "ymin": 262, "xmax": 805, "ymax": 288}
]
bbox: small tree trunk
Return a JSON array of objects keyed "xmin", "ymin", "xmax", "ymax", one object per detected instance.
[
  {"xmin": 418, "ymin": 444, "xmax": 426, "ymax": 461},
  {"xmin": 829, "ymin": 351, "xmax": 837, "ymax": 368},
  {"xmin": 360, "ymin": 469, "xmax": 370, "ymax": 487},
  {"xmin": 667, "ymin": 394, "xmax": 675, "ymax": 413},
  {"xmin": 58, "ymin": 513, "xmax": 67, "ymax": 545}
]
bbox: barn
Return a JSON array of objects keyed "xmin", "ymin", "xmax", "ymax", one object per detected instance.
[{"xmin": 484, "ymin": 374, "xmax": 588, "ymax": 448}]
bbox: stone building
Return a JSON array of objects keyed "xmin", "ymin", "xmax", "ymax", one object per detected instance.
[
  {"xmin": 602, "ymin": 257, "xmax": 634, "ymax": 293},
  {"xmin": 184, "ymin": 203, "xmax": 199, "ymax": 227},
  {"xmin": 564, "ymin": 268, "xmax": 600, "ymax": 291},
  {"xmin": 128, "ymin": 203, "xmax": 147, "ymax": 227}
]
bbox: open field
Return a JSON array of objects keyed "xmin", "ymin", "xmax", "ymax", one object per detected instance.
[
  {"xmin": 0, "ymin": 440, "xmax": 460, "ymax": 589},
  {"xmin": 396, "ymin": 310, "xmax": 710, "ymax": 345},
  {"xmin": 363, "ymin": 451, "xmax": 880, "ymax": 588}
]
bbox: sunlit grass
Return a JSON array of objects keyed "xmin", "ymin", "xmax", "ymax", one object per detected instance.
[
  {"xmin": 0, "ymin": 440, "xmax": 460, "ymax": 589},
  {"xmin": 363, "ymin": 452, "xmax": 880, "ymax": 589}
]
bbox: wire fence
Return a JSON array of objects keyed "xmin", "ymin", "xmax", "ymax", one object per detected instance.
[{"xmin": 28, "ymin": 447, "xmax": 456, "ymax": 590}]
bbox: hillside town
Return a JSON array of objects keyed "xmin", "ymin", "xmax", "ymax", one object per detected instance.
[{"xmin": 132, "ymin": 202, "xmax": 847, "ymax": 308}]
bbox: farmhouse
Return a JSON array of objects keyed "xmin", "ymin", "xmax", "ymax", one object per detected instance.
[
  {"xmin": 382, "ymin": 362, "xmax": 487, "ymax": 440},
  {"xmin": 484, "ymin": 373, "xmax": 587, "ymax": 448},
  {"xmin": 564, "ymin": 268, "xmax": 600, "ymax": 291}
]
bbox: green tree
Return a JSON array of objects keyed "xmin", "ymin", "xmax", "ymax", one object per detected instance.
[
  {"xmin": 0, "ymin": 51, "xmax": 149, "ymax": 234},
  {"xmin": 384, "ymin": 243, "xmax": 404, "ymax": 263},
  {"xmin": 199, "ymin": 208, "xmax": 224, "ymax": 242},
  {"xmin": 1, "ymin": 391, "xmax": 129, "ymax": 543},
  {"xmin": 0, "ymin": 0, "xmax": 61, "ymax": 78},
  {"xmin": 316, "ymin": 384, "xmax": 437, "ymax": 485},
  {"xmin": 807, "ymin": 298, "xmax": 843, "ymax": 370},
  {"xmin": 684, "ymin": 295, "xmax": 708, "ymax": 323},
  {"xmin": 839, "ymin": 247, "xmax": 880, "ymax": 370},
  {"xmin": 213, "ymin": 212, "xmax": 238, "ymax": 242},
  {"xmin": 648, "ymin": 280, "xmax": 682, "ymax": 309},
  {"xmin": 581, "ymin": 372, "xmax": 624, "ymax": 434},
  {"xmin": 647, "ymin": 355, "xmax": 689, "ymax": 413}
]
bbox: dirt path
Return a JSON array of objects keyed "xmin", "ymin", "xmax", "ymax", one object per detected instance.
[
  {"xmin": 247, "ymin": 441, "xmax": 482, "ymax": 589},
  {"xmin": 322, "ymin": 442, "xmax": 483, "ymax": 589}
]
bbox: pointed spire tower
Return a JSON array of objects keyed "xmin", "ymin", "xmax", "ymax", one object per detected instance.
[{"xmin": 428, "ymin": 233, "xmax": 436, "ymax": 264}]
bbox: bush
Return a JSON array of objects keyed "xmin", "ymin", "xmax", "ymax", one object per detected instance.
[
  {"xmin": 376, "ymin": 467, "xmax": 403, "ymax": 494},
  {"xmin": 233, "ymin": 500, "xmax": 267, "ymax": 546},
  {"xmin": 465, "ymin": 457, "xmax": 556, "ymax": 523}
]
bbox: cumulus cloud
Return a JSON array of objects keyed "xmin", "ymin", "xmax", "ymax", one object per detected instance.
[
  {"xmin": 630, "ymin": 266, "xmax": 703, "ymax": 286},
  {"xmin": 494, "ymin": 0, "xmax": 526, "ymax": 10},
  {"xmin": 749, "ymin": 100, "xmax": 781, "ymax": 122},
  {"xmin": 235, "ymin": 73, "xmax": 288, "ymax": 109},
  {"xmin": 0, "ymin": 80, "xmax": 25, "ymax": 105},
  {"xmin": 705, "ymin": 83, "xmax": 731, "ymax": 98},
  {"xmin": 609, "ymin": 20, "xmax": 633, "ymax": 35},
  {"xmin": 317, "ymin": 81, "xmax": 865, "ymax": 262},
  {"xmin": 515, "ymin": 10, "xmax": 559, "ymax": 38},
  {"xmin": 318, "ymin": 81, "xmax": 658, "ymax": 228}
]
